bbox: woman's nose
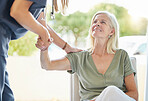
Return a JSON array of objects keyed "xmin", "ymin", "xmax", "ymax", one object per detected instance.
[{"xmin": 96, "ymin": 21, "xmax": 100, "ymax": 26}]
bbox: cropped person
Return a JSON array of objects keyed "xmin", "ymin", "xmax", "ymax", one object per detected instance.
[
  {"xmin": 36, "ymin": 11, "xmax": 138, "ymax": 101},
  {"xmin": 0, "ymin": 0, "xmax": 81, "ymax": 101}
]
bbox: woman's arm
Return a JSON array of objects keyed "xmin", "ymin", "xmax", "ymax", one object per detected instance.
[
  {"xmin": 36, "ymin": 37, "xmax": 71, "ymax": 70},
  {"xmin": 10, "ymin": 0, "xmax": 49, "ymax": 50},
  {"xmin": 37, "ymin": 12, "xmax": 69, "ymax": 51},
  {"xmin": 125, "ymin": 73, "xmax": 138, "ymax": 101},
  {"xmin": 40, "ymin": 50, "xmax": 71, "ymax": 70},
  {"xmin": 37, "ymin": 12, "xmax": 82, "ymax": 53}
]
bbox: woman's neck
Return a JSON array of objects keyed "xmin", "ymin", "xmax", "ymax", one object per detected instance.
[{"xmin": 92, "ymin": 39, "xmax": 108, "ymax": 56}]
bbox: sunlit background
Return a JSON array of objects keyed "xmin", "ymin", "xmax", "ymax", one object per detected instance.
[{"xmin": 7, "ymin": 0, "xmax": 148, "ymax": 101}]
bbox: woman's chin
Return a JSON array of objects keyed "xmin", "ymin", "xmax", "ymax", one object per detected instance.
[{"xmin": 92, "ymin": 33, "xmax": 102, "ymax": 38}]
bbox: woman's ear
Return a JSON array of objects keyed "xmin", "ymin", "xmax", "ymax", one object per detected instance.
[{"xmin": 110, "ymin": 28, "xmax": 115, "ymax": 35}]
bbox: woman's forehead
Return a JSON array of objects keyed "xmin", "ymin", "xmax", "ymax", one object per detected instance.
[{"xmin": 94, "ymin": 14, "xmax": 109, "ymax": 21}]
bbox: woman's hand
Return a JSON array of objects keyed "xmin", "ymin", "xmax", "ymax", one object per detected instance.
[
  {"xmin": 35, "ymin": 36, "xmax": 53, "ymax": 51},
  {"xmin": 64, "ymin": 44, "xmax": 83, "ymax": 53},
  {"xmin": 66, "ymin": 47, "xmax": 83, "ymax": 53},
  {"xmin": 39, "ymin": 29, "xmax": 51, "ymax": 50}
]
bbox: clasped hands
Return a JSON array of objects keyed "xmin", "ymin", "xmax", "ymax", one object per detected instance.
[
  {"xmin": 35, "ymin": 36, "xmax": 52, "ymax": 51},
  {"xmin": 35, "ymin": 36, "xmax": 83, "ymax": 53}
]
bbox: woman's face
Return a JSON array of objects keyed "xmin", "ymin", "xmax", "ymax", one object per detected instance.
[{"xmin": 91, "ymin": 14, "xmax": 114, "ymax": 39}]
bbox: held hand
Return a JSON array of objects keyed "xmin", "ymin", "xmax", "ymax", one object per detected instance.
[
  {"xmin": 35, "ymin": 36, "xmax": 53, "ymax": 51},
  {"xmin": 39, "ymin": 29, "xmax": 51, "ymax": 50},
  {"xmin": 67, "ymin": 47, "xmax": 83, "ymax": 53},
  {"xmin": 64, "ymin": 45, "xmax": 83, "ymax": 53}
]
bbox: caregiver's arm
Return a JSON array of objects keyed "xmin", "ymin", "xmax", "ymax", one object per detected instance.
[{"xmin": 10, "ymin": 0, "xmax": 49, "ymax": 49}]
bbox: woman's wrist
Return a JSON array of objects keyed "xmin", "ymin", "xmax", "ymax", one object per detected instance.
[
  {"xmin": 41, "ymin": 47, "xmax": 49, "ymax": 51},
  {"xmin": 41, "ymin": 49, "xmax": 48, "ymax": 54},
  {"xmin": 62, "ymin": 42, "xmax": 67, "ymax": 50},
  {"xmin": 62, "ymin": 43, "xmax": 82, "ymax": 53},
  {"xmin": 63, "ymin": 42, "xmax": 71, "ymax": 53}
]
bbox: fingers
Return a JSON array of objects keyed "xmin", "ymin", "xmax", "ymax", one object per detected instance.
[
  {"xmin": 37, "ymin": 38, "xmax": 44, "ymax": 46},
  {"xmin": 35, "ymin": 37, "xmax": 53, "ymax": 51},
  {"xmin": 44, "ymin": 38, "xmax": 53, "ymax": 49},
  {"xmin": 36, "ymin": 38, "xmax": 45, "ymax": 50},
  {"xmin": 66, "ymin": 47, "xmax": 83, "ymax": 53},
  {"xmin": 35, "ymin": 43, "xmax": 43, "ymax": 50},
  {"xmin": 42, "ymin": 38, "xmax": 53, "ymax": 51},
  {"xmin": 76, "ymin": 48, "xmax": 83, "ymax": 52}
]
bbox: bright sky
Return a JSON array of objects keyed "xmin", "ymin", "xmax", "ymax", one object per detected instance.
[
  {"xmin": 47, "ymin": 0, "xmax": 148, "ymax": 18},
  {"xmin": 67, "ymin": 0, "xmax": 148, "ymax": 18}
]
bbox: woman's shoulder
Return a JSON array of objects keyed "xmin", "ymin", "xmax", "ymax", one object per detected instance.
[
  {"xmin": 66, "ymin": 50, "xmax": 89, "ymax": 57},
  {"xmin": 66, "ymin": 50, "xmax": 90, "ymax": 64},
  {"xmin": 68, "ymin": 50, "xmax": 89, "ymax": 56},
  {"xmin": 116, "ymin": 49, "xmax": 129, "ymax": 57},
  {"xmin": 116, "ymin": 49, "xmax": 128, "ymax": 54}
]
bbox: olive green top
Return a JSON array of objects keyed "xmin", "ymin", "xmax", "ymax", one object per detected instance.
[{"xmin": 66, "ymin": 49, "xmax": 136, "ymax": 100}]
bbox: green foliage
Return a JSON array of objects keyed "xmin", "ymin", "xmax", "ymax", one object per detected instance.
[
  {"xmin": 52, "ymin": 3, "xmax": 147, "ymax": 46},
  {"xmin": 87, "ymin": 3, "xmax": 147, "ymax": 36},
  {"xmin": 8, "ymin": 31, "xmax": 38, "ymax": 56},
  {"xmin": 8, "ymin": 3, "xmax": 148, "ymax": 55},
  {"xmin": 52, "ymin": 12, "xmax": 91, "ymax": 46}
]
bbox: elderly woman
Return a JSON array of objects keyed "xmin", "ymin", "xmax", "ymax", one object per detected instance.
[{"xmin": 36, "ymin": 11, "xmax": 138, "ymax": 101}]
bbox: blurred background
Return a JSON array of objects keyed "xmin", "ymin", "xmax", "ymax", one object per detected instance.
[{"xmin": 6, "ymin": 0, "xmax": 147, "ymax": 101}]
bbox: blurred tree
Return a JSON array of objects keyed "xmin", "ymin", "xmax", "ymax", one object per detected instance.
[
  {"xmin": 8, "ymin": 31, "xmax": 37, "ymax": 56},
  {"xmin": 88, "ymin": 3, "xmax": 148, "ymax": 37},
  {"xmin": 52, "ymin": 3, "xmax": 148, "ymax": 47},
  {"xmin": 52, "ymin": 11, "xmax": 90, "ymax": 46},
  {"xmin": 8, "ymin": 3, "xmax": 148, "ymax": 56}
]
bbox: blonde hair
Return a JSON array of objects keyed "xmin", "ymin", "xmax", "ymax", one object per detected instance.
[
  {"xmin": 88, "ymin": 11, "xmax": 119, "ymax": 54},
  {"xmin": 53, "ymin": 0, "xmax": 69, "ymax": 15}
]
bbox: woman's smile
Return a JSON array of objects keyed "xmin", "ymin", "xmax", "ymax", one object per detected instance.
[
  {"xmin": 93, "ymin": 26, "xmax": 102, "ymax": 32},
  {"xmin": 92, "ymin": 24, "xmax": 103, "ymax": 32}
]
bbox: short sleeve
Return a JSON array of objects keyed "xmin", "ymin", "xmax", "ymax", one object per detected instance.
[
  {"xmin": 28, "ymin": 0, "xmax": 47, "ymax": 9},
  {"xmin": 42, "ymin": 8, "xmax": 44, "ymax": 12},
  {"xmin": 66, "ymin": 53, "xmax": 79, "ymax": 74},
  {"xmin": 124, "ymin": 51, "xmax": 136, "ymax": 77},
  {"xmin": 28, "ymin": 0, "xmax": 47, "ymax": 6}
]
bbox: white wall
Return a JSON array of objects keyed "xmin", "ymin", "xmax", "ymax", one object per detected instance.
[{"xmin": 6, "ymin": 51, "xmax": 70, "ymax": 101}]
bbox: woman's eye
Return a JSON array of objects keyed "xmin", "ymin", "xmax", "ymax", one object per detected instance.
[
  {"xmin": 101, "ymin": 21, "xmax": 106, "ymax": 24},
  {"xmin": 94, "ymin": 20, "xmax": 97, "ymax": 23}
]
